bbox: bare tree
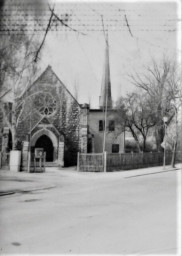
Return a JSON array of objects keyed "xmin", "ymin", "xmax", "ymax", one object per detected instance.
[
  {"xmin": 0, "ymin": 0, "xmax": 42, "ymax": 149},
  {"xmin": 0, "ymin": 0, "xmax": 86, "ymax": 151},
  {"xmin": 129, "ymin": 57, "xmax": 181, "ymax": 152},
  {"xmin": 116, "ymin": 92, "xmax": 156, "ymax": 152},
  {"xmin": 0, "ymin": 33, "xmax": 39, "ymax": 150}
]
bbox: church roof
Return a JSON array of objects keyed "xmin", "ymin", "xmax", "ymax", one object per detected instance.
[{"xmin": 19, "ymin": 65, "xmax": 80, "ymax": 107}]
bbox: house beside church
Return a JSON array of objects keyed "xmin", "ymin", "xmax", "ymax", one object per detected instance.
[
  {"xmin": 82, "ymin": 40, "xmax": 125, "ymax": 154},
  {"xmin": 0, "ymin": 38, "xmax": 125, "ymax": 169}
]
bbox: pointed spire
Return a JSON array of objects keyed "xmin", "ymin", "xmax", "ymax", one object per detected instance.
[{"xmin": 99, "ymin": 32, "xmax": 112, "ymax": 110}]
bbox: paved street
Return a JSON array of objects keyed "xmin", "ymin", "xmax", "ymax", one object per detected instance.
[{"xmin": 0, "ymin": 165, "xmax": 181, "ymax": 254}]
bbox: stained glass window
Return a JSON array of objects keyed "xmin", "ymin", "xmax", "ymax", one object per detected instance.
[{"xmin": 34, "ymin": 93, "xmax": 57, "ymax": 116}]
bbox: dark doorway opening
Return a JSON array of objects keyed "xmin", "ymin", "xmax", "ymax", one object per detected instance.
[
  {"xmin": 87, "ymin": 137, "xmax": 92, "ymax": 153},
  {"xmin": 35, "ymin": 135, "xmax": 54, "ymax": 162},
  {"xmin": 8, "ymin": 131, "xmax": 12, "ymax": 151}
]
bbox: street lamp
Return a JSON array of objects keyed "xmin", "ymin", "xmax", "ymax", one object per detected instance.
[{"xmin": 163, "ymin": 116, "xmax": 168, "ymax": 169}]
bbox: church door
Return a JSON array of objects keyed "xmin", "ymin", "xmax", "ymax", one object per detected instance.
[{"xmin": 35, "ymin": 135, "xmax": 54, "ymax": 162}]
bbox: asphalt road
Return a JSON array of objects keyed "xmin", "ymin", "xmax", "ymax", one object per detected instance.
[{"xmin": 0, "ymin": 167, "xmax": 181, "ymax": 254}]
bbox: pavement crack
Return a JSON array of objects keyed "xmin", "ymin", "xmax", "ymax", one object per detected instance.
[{"xmin": 24, "ymin": 198, "xmax": 41, "ymax": 202}]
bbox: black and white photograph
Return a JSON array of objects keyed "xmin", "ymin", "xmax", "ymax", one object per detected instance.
[{"xmin": 0, "ymin": 0, "xmax": 181, "ymax": 254}]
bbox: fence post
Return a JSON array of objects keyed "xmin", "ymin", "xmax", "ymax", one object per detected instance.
[
  {"xmin": 131, "ymin": 151, "xmax": 134, "ymax": 169},
  {"xmin": 77, "ymin": 152, "xmax": 80, "ymax": 171},
  {"xmin": 141, "ymin": 151, "xmax": 143, "ymax": 168},
  {"xmin": 27, "ymin": 150, "xmax": 31, "ymax": 173},
  {"xmin": 104, "ymin": 151, "xmax": 107, "ymax": 172},
  {"xmin": 119, "ymin": 153, "xmax": 122, "ymax": 169},
  {"xmin": 123, "ymin": 153, "xmax": 125, "ymax": 169},
  {"xmin": 150, "ymin": 151, "xmax": 153, "ymax": 167}
]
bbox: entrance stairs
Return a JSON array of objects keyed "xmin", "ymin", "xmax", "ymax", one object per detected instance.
[{"xmin": 45, "ymin": 162, "xmax": 59, "ymax": 167}]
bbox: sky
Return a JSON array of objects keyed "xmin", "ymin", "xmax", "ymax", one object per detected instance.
[{"xmin": 1, "ymin": 0, "xmax": 181, "ymax": 107}]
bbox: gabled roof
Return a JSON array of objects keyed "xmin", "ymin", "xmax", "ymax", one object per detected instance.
[{"xmin": 19, "ymin": 65, "xmax": 80, "ymax": 107}]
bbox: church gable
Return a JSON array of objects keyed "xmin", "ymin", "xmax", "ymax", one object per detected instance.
[
  {"xmin": 17, "ymin": 66, "xmax": 81, "ymax": 132},
  {"xmin": 24, "ymin": 65, "xmax": 80, "ymax": 108},
  {"xmin": 16, "ymin": 66, "xmax": 81, "ymax": 166}
]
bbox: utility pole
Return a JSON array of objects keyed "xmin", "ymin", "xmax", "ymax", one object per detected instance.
[
  {"xmin": 103, "ymin": 85, "xmax": 108, "ymax": 153},
  {"xmin": 163, "ymin": 116, "xmax": 168, "ymax": 169},
  {"xmin": 171, "ymin": 105, "xmax": 178, "ymax": 168},
  {"xmin": 102, "ymin": 31, "xmax": 109, "ymax": 154}
]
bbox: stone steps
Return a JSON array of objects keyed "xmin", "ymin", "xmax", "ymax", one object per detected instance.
[
  {"xmin": 44, "ymin": 162, "xmax": 59, "ymax": 167},
  {"xmin": 30, "ymin": 162, "xmax": 59, "ymax": 167}
]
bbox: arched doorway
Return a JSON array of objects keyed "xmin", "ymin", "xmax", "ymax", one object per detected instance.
[{"xmin": 35, "ymin": 135, "xmax": 54, "ymax": 162}]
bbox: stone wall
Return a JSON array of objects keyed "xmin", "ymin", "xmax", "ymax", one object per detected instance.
[{"xmin": 16, "ymin": 66, "xmax": 81, "ymax": 166}]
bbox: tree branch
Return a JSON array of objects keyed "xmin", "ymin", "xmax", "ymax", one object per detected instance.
[
  {"xmin": 124, "ymin": 13, "xmax": 133, "ymax": 37},
  {"xmin": 0, "ymin": 89, "xmax": 12, "ymax": 100},
  {"xmin": 49, "ymin": 6, "xmax": 86, "ymax": 36},
  {"xmin": 34, "ymin": 7, "xmax": 54, "ymax": 62}
]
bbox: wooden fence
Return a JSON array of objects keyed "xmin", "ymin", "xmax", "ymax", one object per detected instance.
[
  {"xmin": 78, "ymin": 151, "xmax": 182, "ymax": 172},
  {"xmin": 78, "ymin": 153, "xmax": 104, "ymax": 172}
]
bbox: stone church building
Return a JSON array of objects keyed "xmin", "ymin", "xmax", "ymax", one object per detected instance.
[{"xmin": 0, "ymin": 40, "xmax": 124, "ymax": 168}]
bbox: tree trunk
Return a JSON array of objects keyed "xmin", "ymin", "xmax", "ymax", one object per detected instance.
[
  {"xmin": 128, "ymin": 125, "xmax": 142, "ymax": 152},
  {"xmin": 136, "ymin": 140, "xmax": 141, "ymax": 153},
  {"xmin": 143, "ymin": 136, "xmax": 147, "ymax": 152},
  {"xmin": 155, "ymin": 125, "xmax": 164, "ymax": 152},
  {"xmin": 11, "ymin": 104, "xmax": 17, "ymax": 150},
  {"xmin": 171, "ymin": 110, "xmax": 178, "ymax": 168}
]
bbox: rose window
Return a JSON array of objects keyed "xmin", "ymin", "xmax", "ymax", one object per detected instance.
[{"xmin": 34, "ymin": 93, "xmax": 57, "ymax": 116}]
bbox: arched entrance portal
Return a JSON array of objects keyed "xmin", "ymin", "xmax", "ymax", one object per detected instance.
[
  {"xmin": 35, "ymin": 135, "xmax": 54, "ymax": 162},
  {"xmin": 30, "ymin": 128, "xmax": 64, "ymax": 166}
]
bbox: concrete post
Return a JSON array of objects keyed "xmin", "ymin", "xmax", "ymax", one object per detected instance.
[
  {"xmin": 131, "ymin": 151, "xmax": 134, "ymax": 169},
  {"xmin": 58, "ymin": 141, "xmax": 64, "ymax": 167},
  {"xmin": 104, "ymin": 151, "xmax": 107, "ymax": 172},
  {"xmin": 80, "ymin": 132, "xmax": 87, "ymax": 153},
  {"xmin": 77, "ymin": 152, "xmax": 80, "ymax": 171},
  {"xmin": 80, "ymin": 104, "xmax": 89, "ymax": 153},
  {"xmin": 22, "ymin": 141, "xmax": 29, "ymax": 172}
]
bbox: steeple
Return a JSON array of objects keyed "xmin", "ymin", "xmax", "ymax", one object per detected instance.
[{"xmin": 99, "ymin": 33, "xmax": 112, "ymax": 110}]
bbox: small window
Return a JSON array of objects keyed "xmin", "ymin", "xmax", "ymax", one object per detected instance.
[
  {"xmin": 109, "ymin": 120, "xmax": 115, "ymax": 131},
  {"xmin": 112, "ymin": 144, "xmax": 119, "ymax": 153},
  {"xmin": 99, "ymin": 120, "xmax": 105, "ymax": 131}
]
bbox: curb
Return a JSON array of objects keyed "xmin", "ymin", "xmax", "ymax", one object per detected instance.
[
  {"xmin": 0, "ymin": 191, "xmax": 15, "ymax": 196},
  {"xmin": 0, "ymin": 185, "xmax": 56, "ymax": 197},
  {"xmin": 124, "ymin": 167, "xmax": 180, "ymax": 179}
]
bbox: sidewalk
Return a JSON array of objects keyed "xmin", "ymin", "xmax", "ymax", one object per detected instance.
[
  {"xmin": 0, "ymin": 168, "xmax": 59, "ymax": 196},
  {"xmin": 0, "ymin": 164, "xmax": 181, "ymax": 196}
]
